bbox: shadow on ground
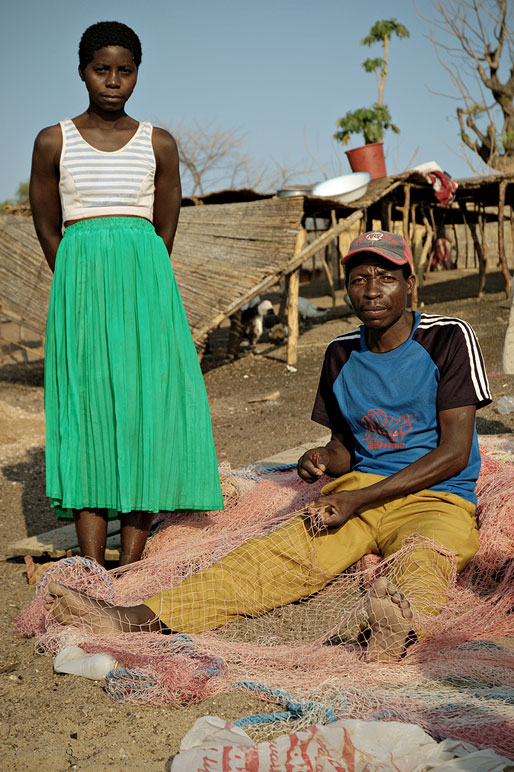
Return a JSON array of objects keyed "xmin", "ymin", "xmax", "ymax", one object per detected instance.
[{"xmin": 2, "ymin": 445, "xmax": 56, "ymax": 536}]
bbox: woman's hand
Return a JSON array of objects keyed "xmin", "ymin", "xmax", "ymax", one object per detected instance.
[{"xmin": 297, "ymin": 447, "xmax": 331, "ymax": 483}]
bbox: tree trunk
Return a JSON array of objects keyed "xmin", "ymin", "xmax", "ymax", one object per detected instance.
[{"xmin": 503, "ymin": 285, "xmax": 514, "ymax": 374}]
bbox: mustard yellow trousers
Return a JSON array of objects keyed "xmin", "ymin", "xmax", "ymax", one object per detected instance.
[{"xmin": 144, "ymin": 472, "xmax": 479, "ymax": 633}]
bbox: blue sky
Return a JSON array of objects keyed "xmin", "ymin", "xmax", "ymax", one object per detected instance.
[{"xmin": 0, "ymin": 0, "xmax": 496, "ymax": 200}]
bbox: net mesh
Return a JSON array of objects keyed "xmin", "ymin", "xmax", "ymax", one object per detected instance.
[{"xmin": 16, "ymin": 444, "xmax": 514, "ymax": 758}]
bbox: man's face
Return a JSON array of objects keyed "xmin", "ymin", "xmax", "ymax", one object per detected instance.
[{"xmin": 346, "ymin": 256, "xmax": 414, "ymax": 330}]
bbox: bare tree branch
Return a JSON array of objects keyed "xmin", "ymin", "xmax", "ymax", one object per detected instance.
[
  {"xmin": 166, "ymin": 122, "xmax": 308, "ymax": 195},
  {"xmin": 427, "ymin": 0, "xmax": 514, "ymax": 172}
]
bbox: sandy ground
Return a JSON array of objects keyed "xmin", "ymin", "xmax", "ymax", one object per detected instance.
[{"xmin": 1, "ymin": 268, "xmax": 514, "ymax": 771}]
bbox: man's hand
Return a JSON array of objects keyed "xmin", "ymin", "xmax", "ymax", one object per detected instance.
[
  {"xmin": 297, "ymin": 447, "xmax": 331, "ymax": 483},
  {"xmin": 307, "ymin": 490, "xmax": 363, "ymax": 529},
  {"xmin": 297, "ymin": 435, "xmax": 352, "ymax": 483}
]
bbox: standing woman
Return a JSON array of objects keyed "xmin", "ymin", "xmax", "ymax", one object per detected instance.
[{"xmin": 29, "ymin": 21, "xmax": 223, "ymax": 566}]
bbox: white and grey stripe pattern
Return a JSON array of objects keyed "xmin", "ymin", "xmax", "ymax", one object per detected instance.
[
  {"xmin": 330, "ymin": 327, "xmax": 361, "ymax": 344},
  {"xmin": 61, "ymin": 119, "xmax": 155, "ymax": 208},
  {"xmin": 418, "ymin": 313, "xmax": 491, "ymax": 403}
]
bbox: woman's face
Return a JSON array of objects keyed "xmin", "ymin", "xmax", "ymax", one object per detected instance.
[{"xmin": 80, "ymin": 46, "xmax": 138, "ymax": 112}]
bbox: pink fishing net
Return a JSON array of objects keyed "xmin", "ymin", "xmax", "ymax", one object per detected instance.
[{"xmin": 16, "ymin": 445, "xmax": 514, "ymax": 759}]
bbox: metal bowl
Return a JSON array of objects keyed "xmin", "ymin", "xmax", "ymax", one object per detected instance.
[{"xmin": 276, "ymin": 185, "xmax": 315, "ymax": 198}]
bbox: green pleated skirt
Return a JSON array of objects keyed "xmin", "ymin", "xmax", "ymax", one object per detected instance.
[{"xmin": 45, "ymin": 217, "xmax": 223, "ymax": 519}]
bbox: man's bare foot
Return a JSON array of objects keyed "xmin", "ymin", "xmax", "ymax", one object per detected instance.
[
  {"xmin": 364, "ymin": 577, "xmax": 414, "ymax": 663},
  {"xmin": 44, "ymin": 582, "xmax": 163, "ymax": 635}
]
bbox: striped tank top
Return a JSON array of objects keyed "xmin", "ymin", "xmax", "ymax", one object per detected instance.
[{"xmin": 58, "ymin": 118, "xmax": 156, "ymax": 222}]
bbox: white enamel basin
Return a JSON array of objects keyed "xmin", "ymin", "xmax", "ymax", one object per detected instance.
[{"xmin": 312, "ymin": 172, "xmax": 371, "ymax": 203}]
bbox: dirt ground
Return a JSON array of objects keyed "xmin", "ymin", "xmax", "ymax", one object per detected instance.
[{"xmin": 1, "ymin": 268, "xmax": 514, "ymax": 771}]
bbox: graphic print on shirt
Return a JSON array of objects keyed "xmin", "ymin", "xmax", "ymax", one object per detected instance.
[{"xmin": 361, "ymin": 408, "xmax": 417, "ymax": 449}]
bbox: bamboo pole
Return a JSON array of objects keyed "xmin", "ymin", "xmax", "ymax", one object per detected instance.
[
  {"xmin": 498, "ymin": 179, "xmax": 511, "ymax": 299},
  {"xmin": 287, "ymin": 227, "xmax": 308, "ymax": 366}
]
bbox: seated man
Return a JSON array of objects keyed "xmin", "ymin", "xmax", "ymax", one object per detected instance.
[{"xmin": 45, "ymin": 230, "xmax": 491, "ymax": 662}]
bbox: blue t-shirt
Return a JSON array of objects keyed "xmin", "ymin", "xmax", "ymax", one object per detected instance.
[{"xmin": 311, "ymin": 313, "xmax": 491, "ymax": 505}]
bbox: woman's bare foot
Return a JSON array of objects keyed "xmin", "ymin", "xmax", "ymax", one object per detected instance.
[
  {"xmin": 364, "ymin": 577, "xmax": 414, "ymax": 663},
  {"xmin": 44, "ymin": 582, "xmax": 163, "ymax": 635}
]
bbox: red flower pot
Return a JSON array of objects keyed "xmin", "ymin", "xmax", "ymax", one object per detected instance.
[{"xmin": 345, "ymin": 141, "xmax": 387, "ymax": 180}]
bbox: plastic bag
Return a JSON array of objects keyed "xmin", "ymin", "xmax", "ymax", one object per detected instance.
[
  {"xmin": 54, "ymin": 645, "xmax": 117, "ymax": 681},
  {"xmin": 170, "ymin": 715, "xmax": 513, "ymax": 772}
]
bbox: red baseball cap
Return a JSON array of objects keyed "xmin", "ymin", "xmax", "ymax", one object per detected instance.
[{"xmin": 341, "ymin": 230, "xmax": 413, "ymax": 270}]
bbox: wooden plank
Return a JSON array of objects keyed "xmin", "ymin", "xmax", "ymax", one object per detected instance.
[{"xmin": 7, "ymin": 519, "xmax": 121, "ymax": 558}]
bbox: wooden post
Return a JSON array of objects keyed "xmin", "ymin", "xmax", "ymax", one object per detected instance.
[
  {"xmin": 287, "ymin": 227, "xmax": 307, "ymax": 366},
  {"xmin": 459, "ymin": 202, "xmax": 486, "ymax": 298},
  {"xmin": 477, "ymin": 204, "xmax": 488, "ymax": 297},
  {"xmin": 451, "ymin": 219, "xmax": 459, "ymax": 267},
  {"xmin": 409, "ymin": 202, "xmax": 417, "ymax": 243},
  {"xmin": 402, "ymin": 184, "xmax": 411, "ymax": 242},
  {"xmin": 498, "ymin": 179, "xmax": 511, "ymax": 299},
  {"xmin": 503, "ymin": 276, "xmax": 514, "ymax": 374},
  {"xmin": 227, "ymin": 310, "xmax": 243, "ymax": 359},
  {"xmin": 330, "ymin": 210, "xmax": 342, "ymax": 290},
  {"xmin": 381, "ymin": 199, "xmax": 392, "ymax": 231},
  {"xmin": 419, "ymin": 212, "xmax": 434, "ymax": 279},
  {"xmin": 319, "ymin": 250, "xmax": 336, "ymax": 307},
  {"xmin": 510, "ymin": 205, "xmax": 514, "ymax": 259},
  {"xmin": 401, "ymin": 185, "xmax": 415, "ymax": 307}
]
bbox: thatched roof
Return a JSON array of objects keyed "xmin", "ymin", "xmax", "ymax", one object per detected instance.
[
  {"xmin": 0, "ymin": 196, "xmax": 306, "ymax": 345},
  {"xmin": 0, "ymin": 215, "xmax": 51, "ymax": 336},
  {"xmin": 2, "ymin": 170, "xmax": 512, "ymax": 350},
  {"xmin": 171, "ymin": 196, "xmax": 305, "ymax": 342},
  {"xmin": 296, "ymin": 171, "xmax": 514, "ymax": 215}
]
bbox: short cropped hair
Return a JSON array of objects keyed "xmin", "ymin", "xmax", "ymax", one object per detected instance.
[{"xmin": 79, "ymin": 21, "xmax": 142, "ymax": 71}]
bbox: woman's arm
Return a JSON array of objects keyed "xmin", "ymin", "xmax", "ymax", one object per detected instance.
[
  {"xmin": 152, "ymin": 128, "xmax": 182, "ymax": 254},
  {"xmin": 29, "ymin": 125, "xmax": 63, "ymax": 272}
]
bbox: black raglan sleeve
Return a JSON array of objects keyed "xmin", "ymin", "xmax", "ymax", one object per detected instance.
[
  {"xmin": 311, "ymin": 340, "xmax": 349, "ymax": 430},
  {"xmin": 416, "ymin": 319, "xmax": 492, "ymax": 411}
]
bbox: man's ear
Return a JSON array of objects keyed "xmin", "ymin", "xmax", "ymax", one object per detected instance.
[
  {"xmin": 406, "ymin": 273, "xmax": 416, "ymax": 295},
  {"xmin": 78, "ymin": 66, "xmax": 85, "ymax": 82}
]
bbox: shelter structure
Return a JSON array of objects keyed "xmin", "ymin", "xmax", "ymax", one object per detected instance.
[{"xmin": 1, "ymin": 171, "xmax": 512, "ymax": 366}]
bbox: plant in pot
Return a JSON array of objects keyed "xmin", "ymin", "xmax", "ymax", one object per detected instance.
[{"xmin": 334, "ymin": 18, "xmax": 409, "ymax": 179}]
